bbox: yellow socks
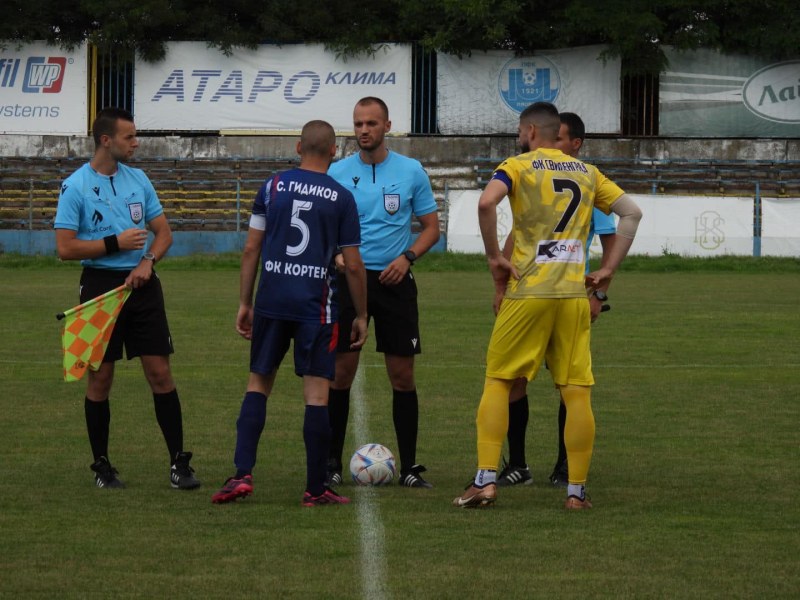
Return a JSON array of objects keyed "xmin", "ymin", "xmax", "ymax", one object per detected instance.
[
  {"xmin": 476, "ymin": 377, "xmax": 512, "ymax": 471},
  {"xmin": 559, "ymin": 384, "xmax": 595, "ymax": 485}
]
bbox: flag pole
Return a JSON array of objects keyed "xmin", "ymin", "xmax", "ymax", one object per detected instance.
[{"xmin": 57, "ymin": 284, "xmax": 130, "ymax": 320}]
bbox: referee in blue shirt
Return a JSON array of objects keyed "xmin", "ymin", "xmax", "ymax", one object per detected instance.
[
  {"xmin": 55, "ymin": 108, "xmax": 200, "ymax": 491},
  {"xmin": 325, "ymin": 97, "xmax": 441, "ymax": 488}
]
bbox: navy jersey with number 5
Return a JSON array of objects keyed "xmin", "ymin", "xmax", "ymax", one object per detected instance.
[{"xmin": 249, "ymin": 168, "xmax": 360, "ymax": 323}]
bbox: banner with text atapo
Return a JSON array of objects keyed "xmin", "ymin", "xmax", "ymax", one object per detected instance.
[
  {"xmin": 134, "ymin": 42, "xmax": 412, "ymax": 133},
  {"xmin": 660, "ymin": 48, "xmax": 800, "ymax": 137},
  {"xmin": 0, "ymin": 41, "xmax": 88, "ymax": 135}
]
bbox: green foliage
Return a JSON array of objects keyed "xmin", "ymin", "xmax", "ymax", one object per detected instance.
[
  {"xmin": 1, "ymin": 0, "xmax": 797, "ymax": 73},
  {"xmin": 713, "ymin": 0, "xmax": 800, "ymax": 61},
  {"xmin": 402, "ymin": 0, "xmax": 522, "ymax": 56}
]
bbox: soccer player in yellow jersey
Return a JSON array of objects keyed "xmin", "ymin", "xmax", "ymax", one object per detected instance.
[
  {"xmin": 498, "ymin": 112, "xmax": 622, "ymax": 489},
  {"xmin": 453, "ymin": 102, "xmax": 642, "ymax": 510}
]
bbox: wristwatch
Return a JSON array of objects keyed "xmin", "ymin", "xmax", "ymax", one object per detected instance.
[
  {"xmin": 141, "ymin": 252, "xmax": 156, "ymax": 264},
  {"xmin": 403, "ymin": 250, "xmax": 417, "ymax": 265},
  {"xmin": 592, "ymin": 290, "xmax": 608, "ymax": 302}
]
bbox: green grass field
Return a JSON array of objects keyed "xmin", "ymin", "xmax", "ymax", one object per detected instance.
[{"xmin": 1, "ymin": 255, "xmax": 799, "ymax": 599}]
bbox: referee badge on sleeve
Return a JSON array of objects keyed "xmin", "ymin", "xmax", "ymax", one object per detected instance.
[
  {"xmin": 128, "ymin": 202, "xmax": 144, "ymax": 224},
  {"xmin": 383, "ymin": 193, "xmax": 400, "ymax": 215}
]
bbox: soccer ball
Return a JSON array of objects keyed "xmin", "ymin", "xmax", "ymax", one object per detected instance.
[{"xmin": 349, "ymin": 443, "xmax": 396, "ymax": 486}]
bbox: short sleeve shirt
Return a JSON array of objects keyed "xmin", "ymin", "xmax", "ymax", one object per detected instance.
[
  {"xmin": 586, "ymin": 167, "xmax": 623, "ymax": 272},
  {"xmin": 328, "ymin": 151, "xmax": 437, "ymax": 270},
  {"xmin": 491, "ymin": 148, "xmax": 624, "ymax": 298},
  {"xmin": 249, "ymin": 168, "xmax": 360, "ymax": 323},
  {"xmin": 54, "ymin": 162, "xmax": 163, "ymax": 270}
]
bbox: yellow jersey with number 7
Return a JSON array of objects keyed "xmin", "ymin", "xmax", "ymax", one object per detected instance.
[{"xmin": 490, "ymin": 147, "xmax": 624, "ymax": 298}]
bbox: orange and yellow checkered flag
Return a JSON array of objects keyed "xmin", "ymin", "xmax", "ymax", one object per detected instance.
[{"xmin": 58, "ymin": 285, "xmax": 131, "ymax": 382}]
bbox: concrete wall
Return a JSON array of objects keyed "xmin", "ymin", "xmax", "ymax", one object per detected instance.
[
  {"xmin": 3, "ymin": 133, "xmax": 797, "ymax": 257},
  {"xmin": 2, "ymin": 133, "xmax": 799, "ymax": 162},
  {"xmin": 0, "ymin": 230, "xmax": 445, "ymax": 258}
]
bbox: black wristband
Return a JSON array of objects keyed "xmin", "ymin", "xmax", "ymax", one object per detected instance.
[{"xmin": 103, "ymin": 234, "xmax": 120, "ymax": 255}]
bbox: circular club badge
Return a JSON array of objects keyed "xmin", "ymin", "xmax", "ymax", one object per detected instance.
[{"xmin": 498, "ymin": 56, "xmax": 561, "ymax": 113}]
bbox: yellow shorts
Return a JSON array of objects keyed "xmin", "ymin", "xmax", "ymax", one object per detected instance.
[{"xmin": 485, "ymin": 297, "xmax": 593, "ymax": 386}]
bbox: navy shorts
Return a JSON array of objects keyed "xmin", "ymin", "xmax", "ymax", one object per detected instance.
[
  {"xmin": 79, "ymin": 267, "xmax": 174, "ymax": 361},
  {"xmin": 250, "ymin": 314, "xmax": 338, "ymax": 380},
  {"xmin": 335, "ymin": 269, "xmax": 421, "ymax": 356}
]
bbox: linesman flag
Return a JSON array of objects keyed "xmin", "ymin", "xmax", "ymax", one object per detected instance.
[{"xmin": 57, "ymin": 285, "xmax": 131, "ymax": 382}]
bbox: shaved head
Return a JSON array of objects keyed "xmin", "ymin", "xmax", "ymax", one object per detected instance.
[
  {"xmin": 300, "ymin": 120, "xmax": 336, "ymax": 156},
  {"xmin": 519, "ymin": 102, "xmax": 560, "ymax": 141},
  {"xmin": 355, "ymin": 96, "xmax": 389, "ymax": 120}
]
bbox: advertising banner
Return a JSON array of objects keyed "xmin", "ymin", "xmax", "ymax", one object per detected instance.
[
  {"xmin": 134, "ymin": 43, "xmax": 412, "ymax": 133},
  {"xmin": 446, "ymin": 190, "xmax": 615, "ymax": 258},
  {"xmin": 761, "ymin": 198, "xmax": 800, "ymax": 256},
  {"xmin": 446, "ymin": 189, "xmax": 512, "ymax": 253},
  {"xmin": 660, "ymin": 48, "xmax": 800, "ymax": 136},
  {"xmin": 0, "ymin": 41, "xmax": 88, "ymax": 135},
  {"xmin": 446, "ymin": 191, "xmax": 766, "ymax": 257},
  {"xmin": 626, "ymin": 195, "xmax": 753, "ymax": 256},
  {"xmin": 437, "ymin": 45, "xmax": 621, "ymax": 135}
]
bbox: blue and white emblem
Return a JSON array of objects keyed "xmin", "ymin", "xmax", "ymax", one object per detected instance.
[
  {"xmin": 383, "ymin": 193, "xmax": 400, "ymax": 215},
  {"xmin": 128, "ymin": 202, "xmax": 144, "ymax": 224},
  {"xmin": 498, "ymin": 56, "xmax": 560, "ymax": 113}
]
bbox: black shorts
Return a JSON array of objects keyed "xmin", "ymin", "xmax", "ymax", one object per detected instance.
[
  {"xmin": 79, "ymin": 268, "xmax": 174, "ymax": 362},
  {"xmin": 335, "ymin": 269, "xmax": 421, "ymax": 356}
]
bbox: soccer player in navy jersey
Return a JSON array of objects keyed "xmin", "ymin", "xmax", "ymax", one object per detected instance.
[
  {"xmin": 324, "ymin": 97, "xmax": 441, "ymax": 489},
  {"xmin": 454, "ymin": 102, "xmax": 641, "ymax": 510},
  {"xmin": 497, "ymin": 112, "xmax": 620, "ymax": 488},
  {"xmin": 55, "ymin": 107, "xmax": 200, "ymax": 491},
  {"xmin": 212, "ymin": 120, "xmax": 368, "ymax": 507}
]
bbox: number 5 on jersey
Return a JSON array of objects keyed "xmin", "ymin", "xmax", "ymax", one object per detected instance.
[{"xmin": 287, "ymin": 200, "xmax": 313, "ymax": 256}]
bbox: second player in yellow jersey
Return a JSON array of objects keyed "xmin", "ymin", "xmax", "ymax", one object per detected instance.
[{"xmin": 454, "ymin": 102, "xmax": 642, "ymax": 511}]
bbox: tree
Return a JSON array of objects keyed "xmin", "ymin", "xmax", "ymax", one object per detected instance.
[{"xmin": 1, "ymin": 0, "xmax": 798, "ymax": 73}]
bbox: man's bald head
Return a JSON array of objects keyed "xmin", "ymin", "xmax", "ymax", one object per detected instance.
[{"xmin": 300, "ymin": 120, "xmax": 336, "ymax": 156}]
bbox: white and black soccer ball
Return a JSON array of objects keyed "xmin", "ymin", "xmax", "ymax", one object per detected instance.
[{"xmin": 349, "ymin": 443, "xmax": 396, "ymax": 486}]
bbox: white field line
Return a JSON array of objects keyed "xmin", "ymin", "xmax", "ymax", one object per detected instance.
[{"xmin": 351, "ymin": 366, "xmax": 391, "ymax": 600}]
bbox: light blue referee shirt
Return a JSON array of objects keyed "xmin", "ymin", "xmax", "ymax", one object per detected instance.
[
  {"xmin": 54, "ymin": 162, "xmax": 163, "ymax": 270},
  {"xmin": 586, "ymin": 208, "xmax": 616, "ymax": 273},
  {"xmin": 328, "ymin": 151, "xmax": 437, "ymax": 271}
]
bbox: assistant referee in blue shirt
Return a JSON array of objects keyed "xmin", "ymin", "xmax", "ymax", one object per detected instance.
[{"xmin": 55, "ymin": 107, "xmax": 200, "ymax": 491}]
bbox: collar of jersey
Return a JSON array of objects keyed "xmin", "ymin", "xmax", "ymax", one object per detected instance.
[
  {"xmin": 355, "ymin": 150, "xmax": 393, "ymax": 169},
  {"xmin": 533, "ymin": 147, "xmax": 567, "ymax": 157},
  {"xmin": 88, "ymin": 164, "xmax": 120, "ymax": 179}
]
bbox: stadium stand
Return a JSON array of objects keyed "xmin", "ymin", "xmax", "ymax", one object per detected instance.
[
  {"xmin": 2, "ymin": 156, "xmax": 798, "ymax": 231},
  {"xmin": 473, "ymin": 157, "xmax": 800, "ymax": 197},
  {"xmin": 0, "ymin": 157, "xmax": 297, "ymax": 230}
]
